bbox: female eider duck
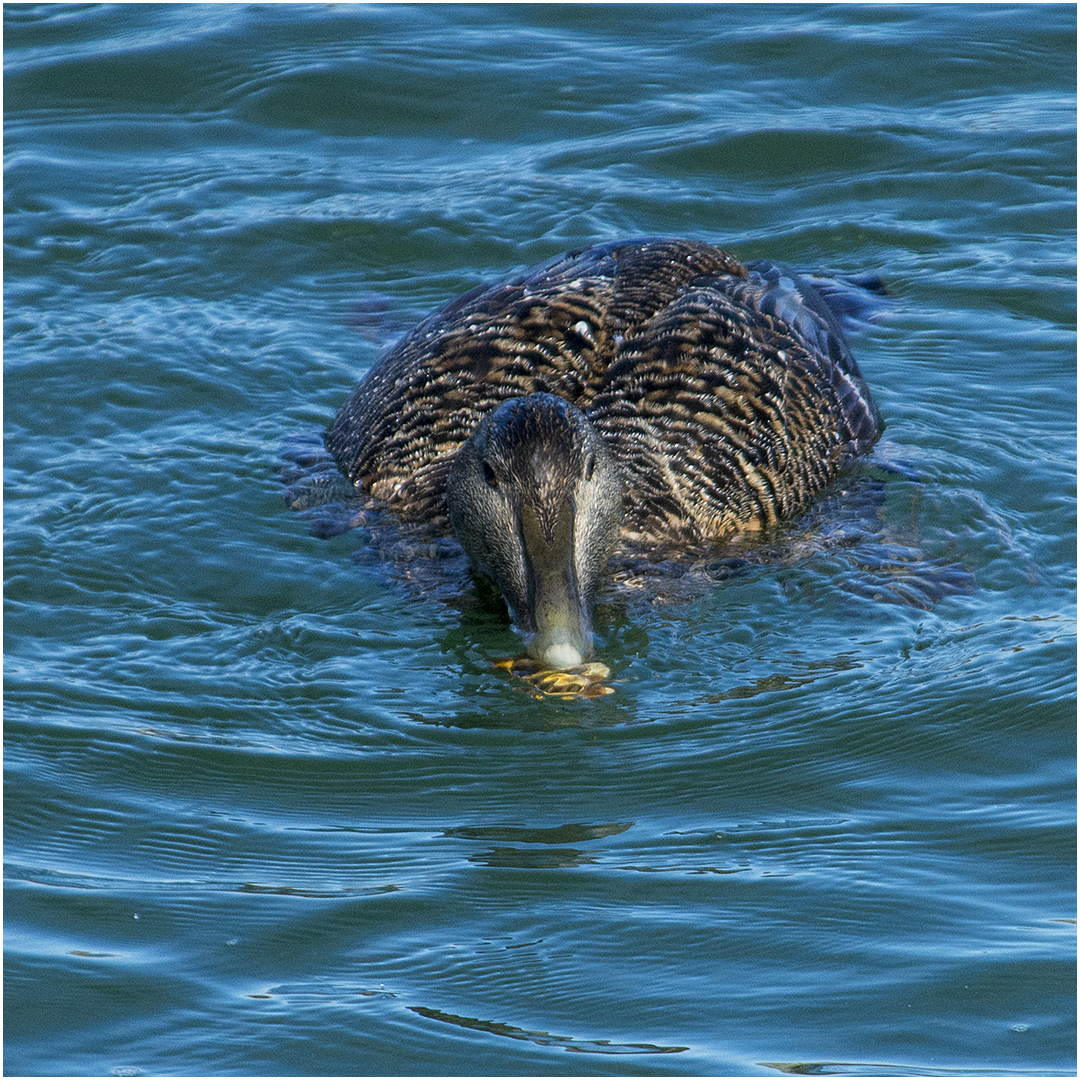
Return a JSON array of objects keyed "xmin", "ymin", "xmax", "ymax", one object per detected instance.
[{"xmin": 327, "ymin": 238, "xmax": 882, "ymax": 669}]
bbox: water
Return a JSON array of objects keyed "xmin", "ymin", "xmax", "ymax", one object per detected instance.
[{"xmin": 4, "ymin": 4, "xmax": 1075, "ymax": 1076}]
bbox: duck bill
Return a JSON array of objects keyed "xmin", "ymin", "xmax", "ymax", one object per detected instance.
[{"xmin": 519, "ymin": 499, "xmax": 593, "ymax": 669}]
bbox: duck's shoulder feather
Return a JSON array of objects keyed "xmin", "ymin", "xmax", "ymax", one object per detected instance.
[{"xmin": 327, "ymin": 239, "xmax": 882, "ymax": 541}]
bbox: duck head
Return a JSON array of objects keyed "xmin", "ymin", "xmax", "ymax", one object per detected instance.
[{"xmin": 448, "ymin": 393, "xmax": 622, "ymax": 669}]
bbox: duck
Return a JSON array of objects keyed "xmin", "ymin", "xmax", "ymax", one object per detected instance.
[{"xmin": 327, "ymin": 238, "xmax": 882, "ymax": 669}]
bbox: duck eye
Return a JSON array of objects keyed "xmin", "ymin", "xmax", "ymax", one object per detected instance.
[
  {"xmin": 583, "ymin": 453, "xmax": 596, "ymax": 482},
  {"xmin": 482, "ymin": 461, "xmax": 500, "ymax": 489}
]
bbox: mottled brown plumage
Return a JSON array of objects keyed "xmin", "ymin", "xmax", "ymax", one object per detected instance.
[
  {"xmin": 328, "ymin": 237, "xmax": 881, "ymax": 545},
  {"xmin": 327, "ymin": 238, "xmax": 881, "ymax": 665}
]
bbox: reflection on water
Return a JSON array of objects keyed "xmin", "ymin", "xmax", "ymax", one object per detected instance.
[
  {"xmin": 410, "ymin": 1006, "xmax": 690, "ymax": 1056},
  {"xmin": 444, "ymin": 822, "xmax": 633, "ymax": 843},
  {"xmin": 468, "ymin": 847, "xmax": 599, "ymax": 870}
]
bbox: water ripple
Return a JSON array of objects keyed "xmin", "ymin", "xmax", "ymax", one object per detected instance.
[{"xmin": 5, "ymin": 4, "xmax": 1074, "ymax": 1076}]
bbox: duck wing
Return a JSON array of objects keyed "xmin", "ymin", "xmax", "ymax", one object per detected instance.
[
  {"xmin": 589, "ymin": 256, "xmax": 883, "ymax": 544},
  {"xmin": 326, "ymin": 245, "xmax": 620, "ymax": 521},
  {"xmin": 738, "ymin": 259, "xmax": 883, "ymax": 443}
]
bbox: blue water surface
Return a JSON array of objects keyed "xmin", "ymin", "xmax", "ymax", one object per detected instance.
[{"xmin": 4, "ymin": 4, "xmax": 1076, "ymax": 1077}]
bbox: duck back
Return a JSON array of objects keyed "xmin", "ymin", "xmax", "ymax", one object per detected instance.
[{"xmin": 327, "ymin": 238, "xmax": 882, "ymax": 543}]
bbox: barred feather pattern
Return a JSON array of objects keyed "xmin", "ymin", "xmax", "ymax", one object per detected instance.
[{"xmin": 327, "ymin": 238, "xmax": 882, "ymax": 544}]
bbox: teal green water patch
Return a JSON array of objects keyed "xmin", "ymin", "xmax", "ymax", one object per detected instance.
[{"xmin": 5, "ymin": 3, "xmax": 1075, "ymax": 1076}]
